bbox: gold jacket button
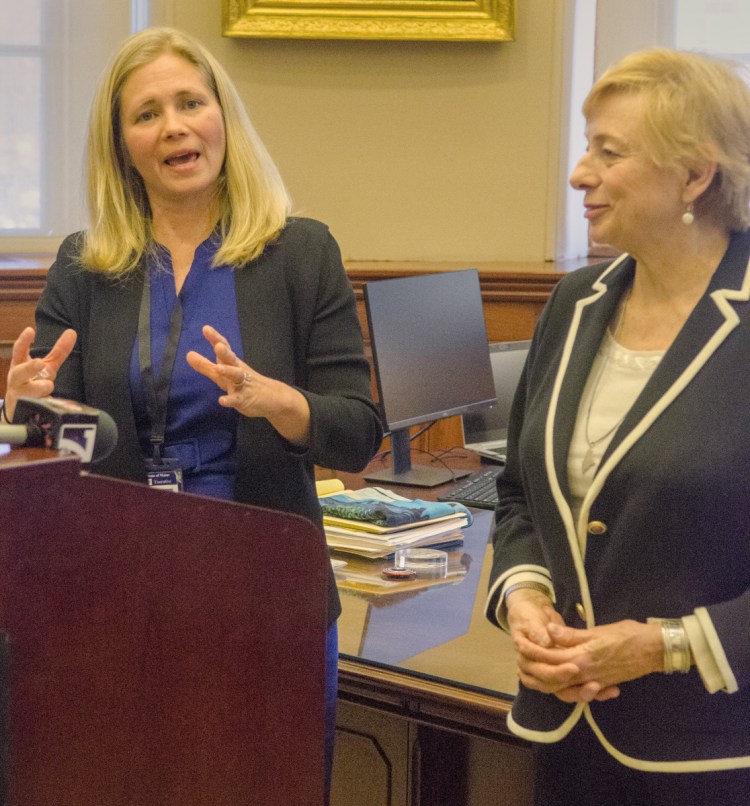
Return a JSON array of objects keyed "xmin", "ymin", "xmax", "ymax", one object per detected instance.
[
  {"xmin": 587, "ymin": 520, "xmax": 608, "ymax": 536},
  {"xmin": 576, "ymin": 602, "xmax": 587, "ymax": 622}
]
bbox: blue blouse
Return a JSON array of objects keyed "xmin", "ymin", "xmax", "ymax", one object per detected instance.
[{"xmin": 129, "ymin": 237, "xmax": 243, "ymax": 500}]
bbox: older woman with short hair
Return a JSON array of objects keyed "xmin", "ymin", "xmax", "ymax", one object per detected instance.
[{"xmin": 486, "ymin": 48, "xmax": 750, "ymax": 804}]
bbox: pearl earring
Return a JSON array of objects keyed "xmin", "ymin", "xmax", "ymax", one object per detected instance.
[{"xmin": 682, "ymin": 203, "xmax": 695, "ymax": 225}]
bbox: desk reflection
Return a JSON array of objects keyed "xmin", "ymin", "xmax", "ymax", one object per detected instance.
[{"xmin": 335, "ymin": 508, "xmax": 519, "ymax": 698}]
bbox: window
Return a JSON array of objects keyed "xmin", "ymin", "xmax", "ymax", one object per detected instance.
[
  {"xmin": 596, "ymin": 0, "xmax": 750, "ymax": 74},
  {"xmin": 0, "ymin": 0, "xmax": 144, "ymax": 251},
  {"xmin": 0, "ymin": 1, "xmax": 42, "ymax": 231},
  {"xmin": 559, "ymin": 0, "xmax": 750, "ymax": 261}
]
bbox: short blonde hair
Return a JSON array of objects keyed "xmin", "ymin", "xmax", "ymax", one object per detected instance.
[
  {"xmin": 82, "ymin": 27, "xmax": 291, "ymax": 274},
  {"xmin": 584, "ymin": 48, "xmax": 750, "ymax": 232}
]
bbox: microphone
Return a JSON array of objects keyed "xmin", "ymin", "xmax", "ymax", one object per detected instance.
[{"xmin": 0, "ymin": 397, "xmax": 118, "ymax": 465}]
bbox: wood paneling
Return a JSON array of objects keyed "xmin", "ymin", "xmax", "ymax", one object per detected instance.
[
  {"xmin": 347, "ymin": 266, "xmax": 563, "ymax": 345},
  {"xmin": 0, "ymin": 259, "xmax": 568, "ymax": 434},
  {"xmin": 332, "ymin": 700, "xmax": 534, "ymax": 806},
  {"xmin": 0, "ymin": 266, "xmax": 50, "ymax": 398}
]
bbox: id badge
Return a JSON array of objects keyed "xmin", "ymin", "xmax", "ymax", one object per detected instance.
[{"xmin": 145, "ymin": 457, "xmax": 184, "ymax": 492}]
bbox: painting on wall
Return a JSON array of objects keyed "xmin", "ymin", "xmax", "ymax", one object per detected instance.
[{"xmin": 222, "ymin": 0, "xmax": 514, "ymax": 42}]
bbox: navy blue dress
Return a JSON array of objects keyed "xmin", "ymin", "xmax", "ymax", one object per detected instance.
[{"xmin": 129, "ymin": 237, "xmax": 242, "ymax": 499}]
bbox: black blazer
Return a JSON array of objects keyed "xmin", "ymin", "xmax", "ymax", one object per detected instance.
[
  {"xmin": 486, "ymin": 230, "xmax": 750, "ymax": 770},
  {"xmin": 33, "ymin": 218, "xmax": 384, "ymax": 624}
]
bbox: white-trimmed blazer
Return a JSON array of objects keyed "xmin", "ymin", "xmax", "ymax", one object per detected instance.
[{"xmin": 486, "ymin": 230, "xmax": 750, "ymax": 772}]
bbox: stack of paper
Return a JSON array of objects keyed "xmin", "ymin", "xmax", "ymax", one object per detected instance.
[{"xmin": 318, "ymin": 483, "xmax": 471, "ymax": 559}]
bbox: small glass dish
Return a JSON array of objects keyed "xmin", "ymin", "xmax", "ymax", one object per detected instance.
[{"xmin": 393, "ymin": 548, "xmax": 448, "ymax": 579}]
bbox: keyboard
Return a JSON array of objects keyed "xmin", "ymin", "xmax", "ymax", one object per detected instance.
[{"xmin": 437, "ymin": 467, "xmax": 501, "ymax": 510}]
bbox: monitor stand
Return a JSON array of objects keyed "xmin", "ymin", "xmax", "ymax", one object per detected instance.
[{"xmin": 364, "ymin": 429, "xmax": 471, "ymax": 488}]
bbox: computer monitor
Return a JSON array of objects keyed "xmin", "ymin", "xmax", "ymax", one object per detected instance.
[
  {"xmin": 461, "ymin": 340, "xmax": 531, "ymax": 462},
  {"xmin": 363, "ymin": 269, "xmax": 496, "ymax": 487}
]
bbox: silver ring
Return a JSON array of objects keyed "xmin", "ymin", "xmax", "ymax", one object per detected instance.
[
  {"xmin": 235, "ymin": 371, "xmax": 252, "ymax": 389},
  {"xmin": 33, "ymin": 368, "xmax": 51, "ymax": 381}
]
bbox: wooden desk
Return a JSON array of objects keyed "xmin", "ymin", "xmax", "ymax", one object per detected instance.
[{"xmin": 329, "ymin": 453, "xmax": 533, "ymax": 806}]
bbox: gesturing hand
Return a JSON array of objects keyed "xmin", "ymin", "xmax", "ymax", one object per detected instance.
[
  {"xmin": 4, "ymin": 327, "xmax": 78, "ymax": 421},
  {"xmin": 186, "ymin": 324, "xmax": 311, "ymax": 447}
]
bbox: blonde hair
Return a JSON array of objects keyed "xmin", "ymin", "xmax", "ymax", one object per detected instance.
[
  {"xmin": 584, "ymin": 48, "xmax": 750, "ymax": 232},
  {"xmin": 82, "ymin": 27, "xmax": 292, "ymax": 274}
]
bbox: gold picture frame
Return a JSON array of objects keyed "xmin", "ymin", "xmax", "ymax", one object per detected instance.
[{"xmin": 222, "ymin": 0, "xmax": 514, "ymax": 42}]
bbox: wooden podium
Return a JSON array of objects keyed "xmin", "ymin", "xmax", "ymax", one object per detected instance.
[{"xmin": 0, "ymin": 448, "xmax": 329, "ymax": 805}]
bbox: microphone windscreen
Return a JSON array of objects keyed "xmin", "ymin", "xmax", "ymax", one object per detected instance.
[
  {"xmin": 91, "ymin": 409, "xmax": 118, "ymax": 463},
  {"xmin": 13, "ymin": 396, "xmax": 118, "ymax": 465}
]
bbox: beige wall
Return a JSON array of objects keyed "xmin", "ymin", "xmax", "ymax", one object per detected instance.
[{"xmin": 167, "ymin": 0, "xmax": 572, "ymax": 264}]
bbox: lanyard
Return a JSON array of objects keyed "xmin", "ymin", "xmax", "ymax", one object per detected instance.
[{"xmin": 138, "ymin": 269, "xmax": 184, "ymax": 464}]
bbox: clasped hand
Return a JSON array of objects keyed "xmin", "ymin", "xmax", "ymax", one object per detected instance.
[{"xmin": 507, "ymin": 591, "xmax": 663, "ymax": 704}]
